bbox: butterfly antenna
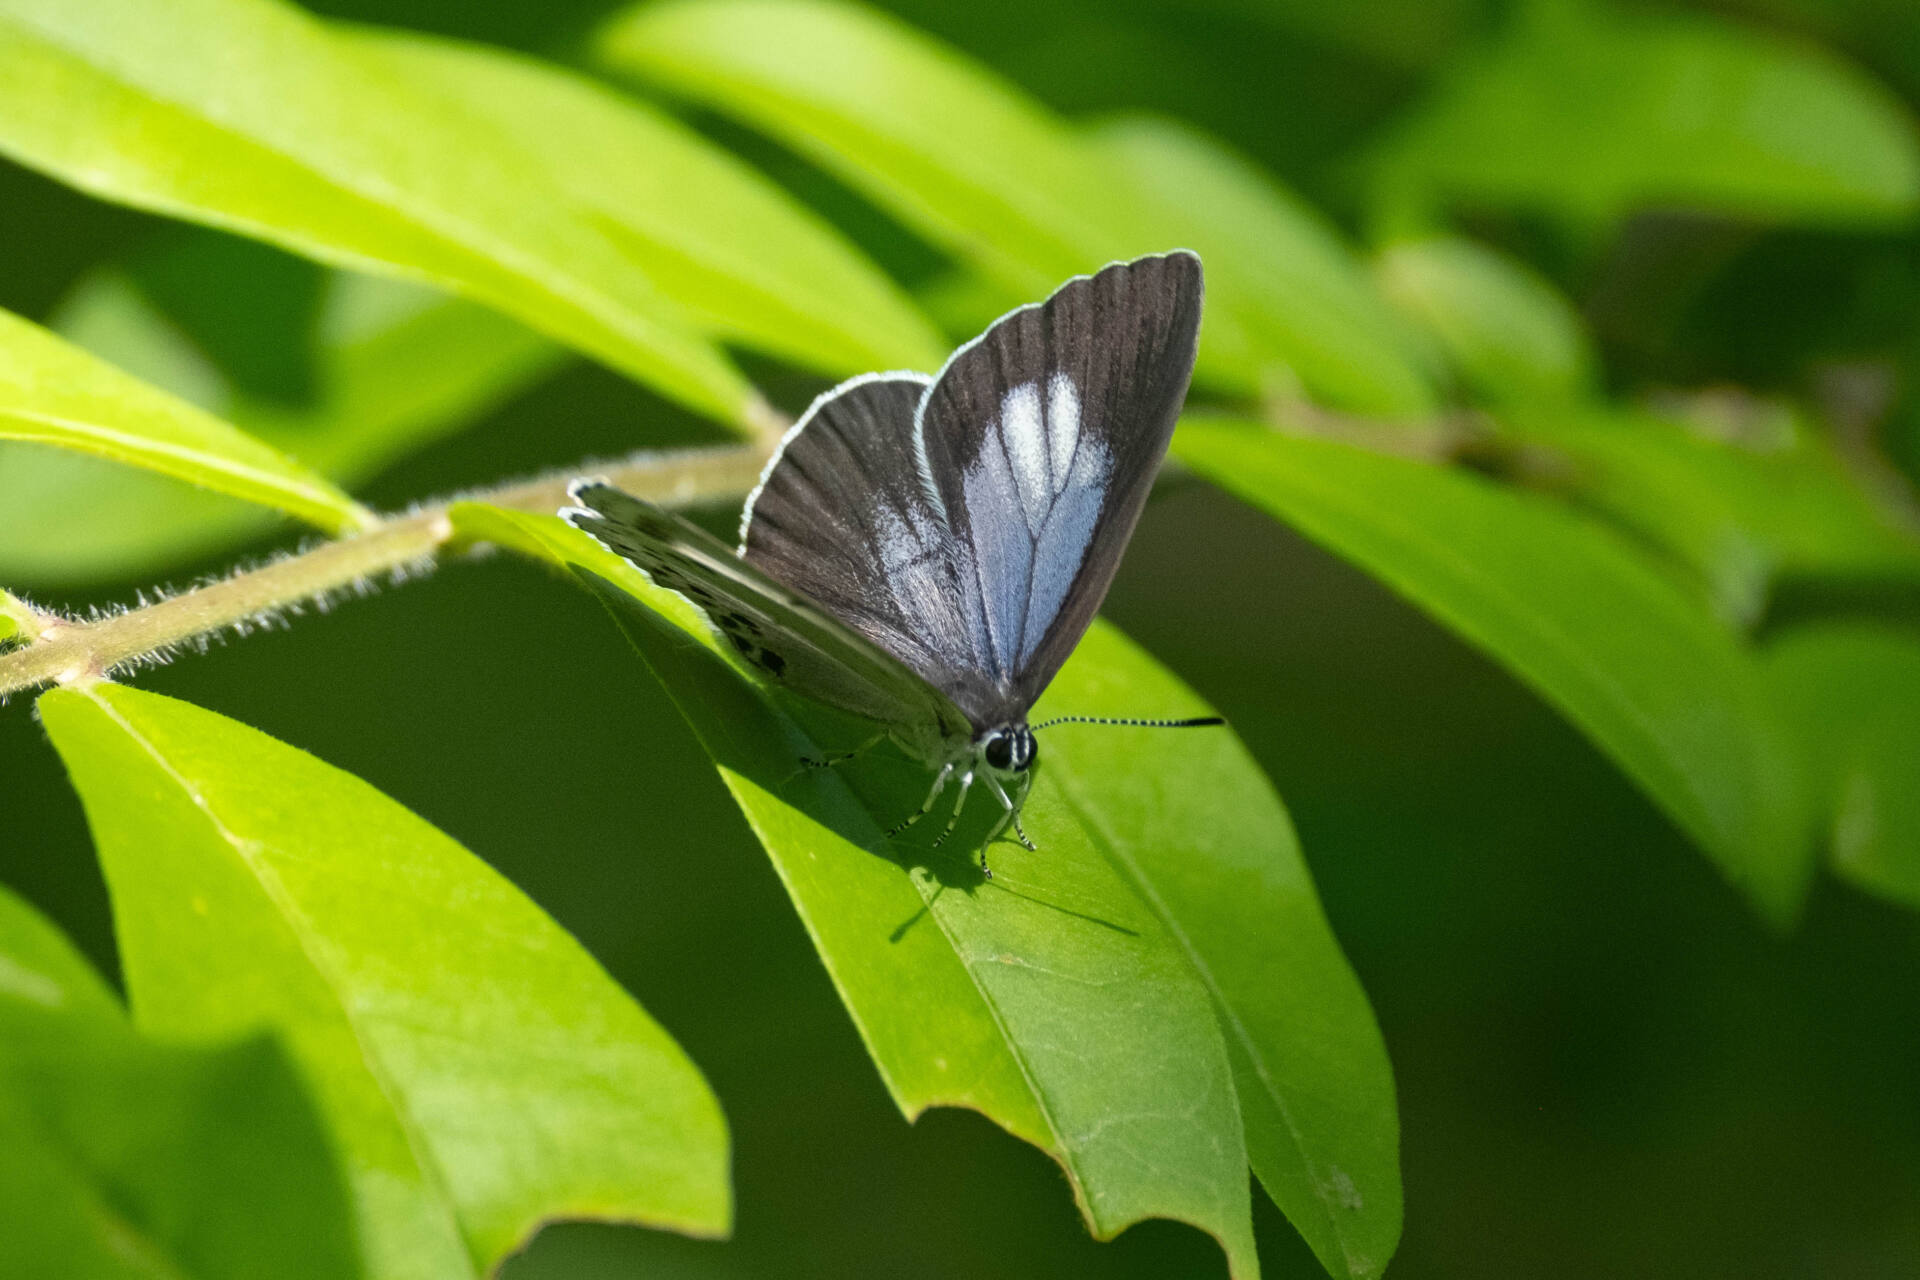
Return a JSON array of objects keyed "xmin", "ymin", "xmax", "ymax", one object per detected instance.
[{"xmin": 1029, "ymin": 715, "xmax": 1226, "ymax": 731}]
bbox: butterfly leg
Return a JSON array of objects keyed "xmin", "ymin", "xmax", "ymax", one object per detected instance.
[
  {"xmin": 800, "ymin": 730, "xmax": 886, "ymax": 770},
  {"xmin": 1009, "ymin": 808, "xmax": 1035, "ymax": 851},
  {"xmin": 981, "ymin": 774, "xmax": 1039, "ymax": 853},
  {"xmin": 886, "ymin": 760, "xmax": 955, "ymax": 838},
  {"xmin": 1008, "ymin": 773, "xmax": 1038, "ymax": 851},
  {"xmin": 929, "ymin": 768, "xmax": 975, "ymax": 850}
]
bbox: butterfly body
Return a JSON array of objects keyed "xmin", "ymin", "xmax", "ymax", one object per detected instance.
[{"xmin": 565, "ymin": 251, "xmax": 1206, "ymax": 868}]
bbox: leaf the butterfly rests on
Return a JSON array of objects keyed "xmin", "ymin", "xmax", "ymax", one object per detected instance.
[{"xmin": 566, "ymin": 251, "xmax": 1206, "ymax": 859}]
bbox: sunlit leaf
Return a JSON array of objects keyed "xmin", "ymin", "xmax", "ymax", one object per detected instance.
[
  {"xmin": 0, "ymin": 591, "xmax": 30, "ymax": 642},
  {"xmin": 454, "ymin": 504, "xmax": 1257, "ymax": 1275},
  {"xmin": 39, "ymin": 683, "xmax": 730, "ymax": 1279},
  {"xmin": 1175, "ymin": 418, "xmax": 1812, "ymax": 925},
  {"xmin": 1764, "ymin": 625, "xmax": 1920, "ymax": 910},
  {"xmin": 350, "ymin": 28, "xmax": 946, "ymax": 377},
  {"xmin": 1498, "ymin": 406, "xmax": 1920, "ymax": 626},
  {"xmin": 0, "ymin": 0, "xmax": 756, "ymax": 426},
  {"xmin": 0, "ymin": 268, "xmax": 561, "ymax": 585},
  {"xmin": 0, "ymin": 883, "xmax": 358, "ymax": 1280},
  {"xmin": 1373, "ymin": 233, "xmax": 1596, "ymax": 406},
  {"xmin": 458, "ymin": 502, "xmax": 1406, "ymax": 1279},
  {"xmin": 600, "ymin": 0, "xmax": 1134, "ymax": 295},
  {"xmin": 596, "ymin": 0, "xmax": 1270, "ymax": 395},
  {"xmin": 1364, "ymin": 0, "xmax": 1920, "ymax": 231},
  {"xmin": 1033, "ymin": 627, "xmax": 1401, "ymax": 1280},
  {"xmin": 0, "ymin": 307, "xmax": 371, "ymax": 534},
  {"xmin": 1094, "ymin": 114, "xmax": 1439, "ymax": 417}
]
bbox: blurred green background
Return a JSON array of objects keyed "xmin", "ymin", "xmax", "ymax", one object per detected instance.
[{"xmin": 6, "ymin": 0, "xmax": 1920, "ymax": 1276}]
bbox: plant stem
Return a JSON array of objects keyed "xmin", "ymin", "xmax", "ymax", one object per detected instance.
[{"xmin": 0, "ymin": 443, "xmax": 773, "ymax": 700}]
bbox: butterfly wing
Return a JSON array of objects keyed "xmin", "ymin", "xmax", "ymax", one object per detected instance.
[
  {"xmin": 565, "ymin": 480, "xmax": 971, "ymax": 745},
  {"xmin": 915, "ymin": 251, "xmax": 1204, "ymax": 717},
  {"xmin": 738, "ymin": 373, "xmax": 1017, "ymax": 728}
]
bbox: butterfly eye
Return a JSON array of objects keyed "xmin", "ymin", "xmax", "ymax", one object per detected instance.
[{"xmin": 984, "ymin": 732, "xmax": 1015, "ymax": 771}]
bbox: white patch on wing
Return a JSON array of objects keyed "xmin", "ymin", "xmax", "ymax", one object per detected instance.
[
  {"xmin": 963, "ymin": 436, "xmax": 1032, "ymax": 676},
  {"xmin": 1019, "ymin": 434, "xmax": 1112, "ymax": 663},
  {"xmin": 1046, "ymin": 373, "xmax": 1080, "ymax": 489},
  {"xmin": 963, "ymin": 375, "xmax": 1116, "ymax": 673},
  {"xmin": 999, "ymin": 381, "xmax": 1051, "ymax": 532}
]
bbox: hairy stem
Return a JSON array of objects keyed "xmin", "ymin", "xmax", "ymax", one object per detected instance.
[{"xmin": 0, "ymin": 443, "xmax": 772, "ymax": 699}]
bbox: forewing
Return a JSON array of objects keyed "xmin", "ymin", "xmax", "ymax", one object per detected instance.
[
  {"xmin": 565, "ymin": 481, "xmax": 968, "ymax": 740},
  {"xmin": 916, "ymin": 251, "xmax": 1203, "ymax": 711},
  {"xmin": 740, "ymin": 374, "xmax": 1004, "ymax": 726}
]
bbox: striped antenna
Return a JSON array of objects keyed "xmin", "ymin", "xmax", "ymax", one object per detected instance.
[{"xmin": 1030, "ymin": 715, "xmax": 1225, "ymax": 731}]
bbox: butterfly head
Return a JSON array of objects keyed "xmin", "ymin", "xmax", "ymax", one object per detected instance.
[{"xmin": 978, "ymin": 723, "xmax": 1037, "ymax": 776}]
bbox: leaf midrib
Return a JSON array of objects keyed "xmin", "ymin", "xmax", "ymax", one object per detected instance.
[
  {"xmin": 0, "ymin": 408, "xmax": 365, "ymax": 530},
  {"xmin": 1046, "ymin": 762, "xmax": 1367, "ymax": 1279}
]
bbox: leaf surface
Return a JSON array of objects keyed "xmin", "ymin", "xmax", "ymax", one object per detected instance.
[
  {"xmin": 1035, "ymin": 625, "xmax": 1402, "ymax": 1280},
  {"xmin": 600, "ymin": 0, "xmax": 1138, "ymax": 293},
  {"xmin": 1500, "ymin": 407, "xmax": 1920, "ymax": 626},
  {"xmin": 1175, "ymin": 419, "xmax": 1811, "ymax": 925},
  {"xmin": 0, "ymin": 308, "xmax": 369, "ymax": 534},
  {"xmin": 1764, "ymin": 625, "xmax": 1920, "ymax": 910},
  {"xmin": 350, "ymin": 29, "xmax": 946, "ymax": 377},
  {"xmin": 1372, "ymin": 234, "xmax": 1595, "ymax": 406},
  {"xmin": 458, "ymin": 502, "xmax": 1406, "ymax": 1279},
  {"xmin": 596, "ymin": 0, "xmax": 1274, "ymax": 394},
  {"xmin": 1365, "ymin": 1, "xmax": 1920, "ymax": 230},
  {"xmin": 0, "ymin": 590, "xmax": 29, "ymax": 642},
  {"xmin": 0, "ymin": 269, "xmax": 560, "ymax": 584},
  {"xmin": 1094, "ymin": 114, "xmax": 1438, "ymax": 417},
  {"xmin": 0, "ymin": 0, "xmax": 753, "ymax": 424},
  {"xmin": 0, "ymin": 884, "xmax": 357, "ymax": 1280},
  {"xmin": 39, "ymin": 682, "xmax": 729, "ymax": 1279}
]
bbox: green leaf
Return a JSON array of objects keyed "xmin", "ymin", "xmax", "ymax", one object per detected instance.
[
  {"xmin": 0, "ymin": 0, "xmax": 756, "ymax": 426},
  {"xmin": 457, "ymin": 502, "xmax": 1405, "ymax": 1279},
  {"xmin": 0, "ymin": 268, "xmax": 561, "ymax": 585},
  {"xmin": 1175, "ymin": 418, "xmax": 1812, "ymax": 925},
  {"xmin": 39, "ymin": 682, "xmax": 729, "ymax": 1279},
  {"xmin": 0, "ymin": 883, "xmax": 359, "ymax": 1280},
  {"xmin": 599, "ymin": 0, "xmax": 1138, "ymax": 297},
  {"xmin": 452, "ymin": 505, "xmax": 1255, "ymax": 1276},
  {"xmin": 1498, "ymin": 406, "xmax": 1920, "ymax": 627},
  {"xmin": 1764, "ymin": 625, "xmax": 1920, "ymax": 910},
  {"xmin": 350, "ymin": 28, "xmax": 946, "ymax": 378},
  {"xmin": 1364, "ymin": 0, "xmax": 1920, "ymax": 232},
  {"xmin": 0, "ymin": 307, "xmax": 371, "ymax": 534},
  {"xmin": 596, "ymin": 0, "xmax": 1268, "ymax": 396},
  {"xmin": 1093, "ymin": 114, "xmax": 1439, "ymax": 417},
  {"xmin": 0, "ymin": 590, "xmax": 30, "ymax": 642},
  {"xmin": 1033, "ymin": 626, "xmax": 1402, "ymax": 1280},
  {"xmin": 1373, "ymin": 234, "xmax": 1596, "ymax": 407}
]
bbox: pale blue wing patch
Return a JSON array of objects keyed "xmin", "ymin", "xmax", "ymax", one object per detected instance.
[{"xmin": 960, "ymin": 373, "xmax": 1114, "ymax": 675}]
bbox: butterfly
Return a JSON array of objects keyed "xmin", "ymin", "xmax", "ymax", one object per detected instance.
[{"xmin": 564, "ymin": 250, "xmax": 1219, "ymax": 876}]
